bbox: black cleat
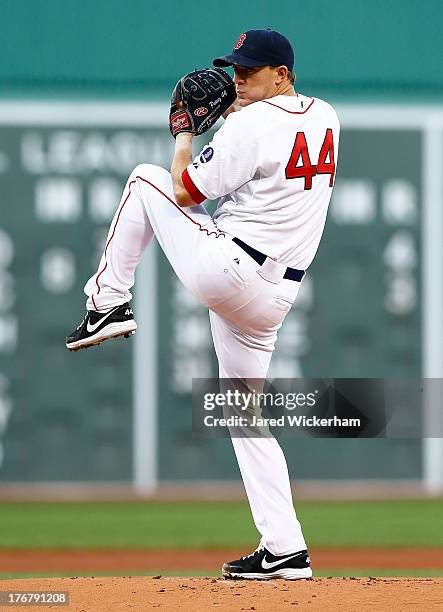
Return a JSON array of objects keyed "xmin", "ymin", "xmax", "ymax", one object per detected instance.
[
  {"xmin": 66, "ymin": 303, "xmax": 137, "ymax": 351},
  {"xmin": 222, "ymin": 545, "xmax": 312, "ymax": 580}
]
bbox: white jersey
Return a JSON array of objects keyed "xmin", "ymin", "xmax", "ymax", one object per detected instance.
[{"xmin": 184, "ymin": 93, "xmax": 340, "ymax": 270}]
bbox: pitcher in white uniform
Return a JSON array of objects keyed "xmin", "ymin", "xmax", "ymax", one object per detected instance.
[{"xmin": 66, "ymin": 28, "xmax": 340, "ymax": 580}]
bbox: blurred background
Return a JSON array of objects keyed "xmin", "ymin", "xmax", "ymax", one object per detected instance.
[{"xmin": 0, "ymin": 0, "xmax": 442, "ymax": 578}]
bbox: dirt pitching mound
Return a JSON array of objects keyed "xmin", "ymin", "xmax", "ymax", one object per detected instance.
[
  {"xmin": 1, "ymin": 547, "xmax": 442, "ymax": 573},
  {"xmin": 1, "ymin": 576, "xmax": 442, "ymax": 611}
]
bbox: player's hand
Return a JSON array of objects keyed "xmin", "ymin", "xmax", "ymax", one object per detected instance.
[{"xmin": 169, "ymin": 68, "xmax": 236, "ymax": 138}]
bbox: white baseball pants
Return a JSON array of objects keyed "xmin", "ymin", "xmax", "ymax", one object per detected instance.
[{"xmin": 84, "ymin": 164, "xmax": 307, "ymax": 555}]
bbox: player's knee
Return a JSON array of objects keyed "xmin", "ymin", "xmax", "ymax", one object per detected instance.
[{"xmin": 131, "ymin": 163, "xmax": 171, "ymax": 182}]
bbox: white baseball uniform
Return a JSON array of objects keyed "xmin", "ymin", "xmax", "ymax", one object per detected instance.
[{"xmin": 84, "ymin": 92, "xmax": 340, "ymax": 555}]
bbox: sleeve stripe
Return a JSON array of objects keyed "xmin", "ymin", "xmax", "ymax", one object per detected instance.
[{"xmin": 182, "ymin": 168, "xmax": 206, "ymax": 204}]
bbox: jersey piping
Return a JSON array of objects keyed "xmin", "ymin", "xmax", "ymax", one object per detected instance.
[{"xmin": 261, "ymin": 97, "xmax": 315, "ymax": 114}]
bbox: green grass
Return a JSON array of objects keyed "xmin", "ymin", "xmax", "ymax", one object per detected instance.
[
  {"xmin": 0, "ymin": 499, "xmax": 442, "ymax": 549},
  {"xmin": 0, "ymin": 569, "xmax": 442, "ymax": 580}
]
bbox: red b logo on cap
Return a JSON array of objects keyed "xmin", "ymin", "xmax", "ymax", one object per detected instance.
[{"xmin": 234, "ymin": 33, "xmax": 246, "ymax": 49}]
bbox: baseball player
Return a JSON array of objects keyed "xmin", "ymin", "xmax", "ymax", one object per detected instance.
[{"xmin": 66, "ymin": 29, "xmax": 339, "ymax": 580}]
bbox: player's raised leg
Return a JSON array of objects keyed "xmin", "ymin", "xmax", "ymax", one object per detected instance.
[
  {"xmin": 65, "ymin": 169, "xmax": 151, "ymax": 350},
  {"xmin": 66, "ymin": 163, "xmax": 221, "ymax": 351}
]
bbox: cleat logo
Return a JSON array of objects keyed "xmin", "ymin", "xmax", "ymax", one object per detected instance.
[
  {"xmin": 261, "ymin": 551, "xmax": 304, "ymax": 570},
  {"xmin": 86, "ymin": 306, "xmax": 119, "ymax": 333}
]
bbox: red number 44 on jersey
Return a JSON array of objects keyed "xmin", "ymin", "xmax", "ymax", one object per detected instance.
[{"xmin": 285, "ymin": 128, "xmax": 336, "ymax": 190}]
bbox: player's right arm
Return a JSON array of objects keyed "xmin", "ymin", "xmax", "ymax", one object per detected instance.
[{"xmin": 171, "ymin": 132, "xmax": 196, "ymax": 207}]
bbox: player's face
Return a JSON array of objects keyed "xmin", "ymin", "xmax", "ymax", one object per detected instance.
[{"xmin": 232, "ymin": 65, "xmax": 281, "ymax": 106}]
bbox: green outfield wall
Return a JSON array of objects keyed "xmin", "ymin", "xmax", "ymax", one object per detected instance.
[{"xmin": 1, "ymin": 0, "xmax": 442, "ymax": 101}]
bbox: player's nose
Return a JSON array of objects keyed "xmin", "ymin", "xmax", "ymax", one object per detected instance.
[{"xmin": 233, "ymin": 72, "xmax": 245, "ymax": 85}]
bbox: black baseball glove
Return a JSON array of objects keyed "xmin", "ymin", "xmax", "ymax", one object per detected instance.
[{"xmin": 169, "ymin": 68, "xmax": 236, "ymax": 138}]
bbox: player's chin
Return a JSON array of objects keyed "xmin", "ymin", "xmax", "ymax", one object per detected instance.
[{"xmin": 237, "ymin": 97, "xmax": 254, "ymax": 107}]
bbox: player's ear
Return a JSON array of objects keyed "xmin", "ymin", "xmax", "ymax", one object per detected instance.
[{"xmin": 275, "ymin": 65, "xmax": 288, "ymax": 84}]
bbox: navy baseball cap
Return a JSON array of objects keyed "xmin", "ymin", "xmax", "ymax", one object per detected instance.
[{"xmin": 213, "ymin": 29, "xmax": 294, "ymax": 71}]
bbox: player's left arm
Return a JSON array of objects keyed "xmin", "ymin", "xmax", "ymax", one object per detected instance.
[
  {"xmin": 169, "ymin": 68, "xmax": 236, "ymax": 206},
  {"xmin": 171, "ymin": 133, "xmax": 195, "ymax": 207}
]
